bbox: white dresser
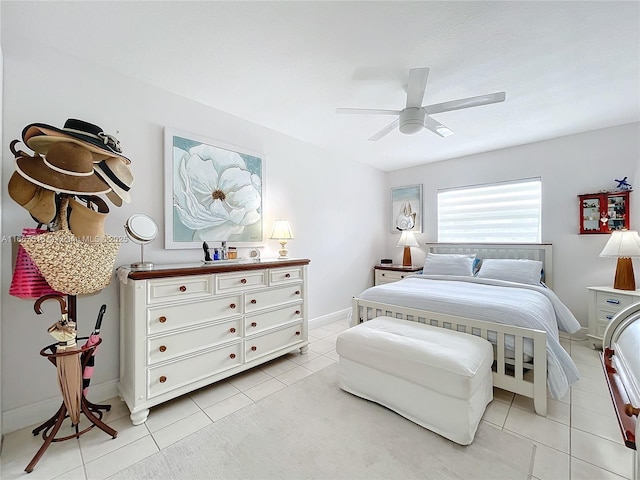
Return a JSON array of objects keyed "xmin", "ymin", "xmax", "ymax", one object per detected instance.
[
  {"xmin": 118, "ymin": 259, "xmax": 310, "ymax": 424},
  {"xmin": 587, "ymin": 286, "xmax": 640, "ymax": 347}
]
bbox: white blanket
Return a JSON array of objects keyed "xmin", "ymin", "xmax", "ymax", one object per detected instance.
[{"xmin": 358, "ymin": 275, "xmax": 581, "ymax": 399}]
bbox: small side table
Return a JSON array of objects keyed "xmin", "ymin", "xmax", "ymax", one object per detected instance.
[
  {"xmin": 374, "ymin": 264, "xmax": 422, "ymax": 286},
  {"xmin": 587, "ymin": 286, "xmax": 640, "ymax": 348}
]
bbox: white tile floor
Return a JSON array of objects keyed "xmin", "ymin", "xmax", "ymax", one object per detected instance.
[{"xmin": 1, "ymin": 319, "xmax": 635, "ymax": 480}]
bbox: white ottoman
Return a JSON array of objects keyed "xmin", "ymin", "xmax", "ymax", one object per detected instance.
[{"xmin": 336, "ymin": 316, "xmax": 493, "ymax": 445}]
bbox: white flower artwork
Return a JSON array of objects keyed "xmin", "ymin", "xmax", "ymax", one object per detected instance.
[{"xmin": 165, "ymin": 129, "xmax": 263, "ymax": 248}]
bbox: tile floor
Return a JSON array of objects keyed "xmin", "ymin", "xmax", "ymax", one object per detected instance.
[{"xmin": 1, "ymin": 319, "xmax": 635, "ymax": 480}]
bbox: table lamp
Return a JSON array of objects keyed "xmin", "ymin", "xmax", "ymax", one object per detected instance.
[
  {"xmin": 397, "ymin": 230, "xmax": 419, "ymax": 267},
  {"xmin": 270, "ymin": 220, "xmax": 294, "ymax": 259},
  {"xmin": 599, "ymin": 230, "xmax": 640, "ymax": 290}
]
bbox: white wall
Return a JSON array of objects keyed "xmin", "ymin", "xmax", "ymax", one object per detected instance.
[
  {"xmin": 387, "ymin": 123, "xmax": 640, "ymax": 326},
  {"xmin": 0, "ymin": 36, "xmax": 387, "ymax": 432}
]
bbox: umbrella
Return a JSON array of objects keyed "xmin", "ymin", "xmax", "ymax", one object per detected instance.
[
  {"xmin": 45, "ymin": 303, "xmax": 82, "ymax": 426},
  {"xmin": 81, "ymin": 304, "xmax": 106, "ymax": 396}
]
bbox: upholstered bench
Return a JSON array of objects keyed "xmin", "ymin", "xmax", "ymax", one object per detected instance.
[{"xmin": 336, "ymin": 316, "xmax": 493, "ymax": 445}]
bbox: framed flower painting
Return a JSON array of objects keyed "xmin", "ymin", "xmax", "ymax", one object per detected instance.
[{"xmin": 164, "ymin": 127, "xmax": 264, "ymax": 249}]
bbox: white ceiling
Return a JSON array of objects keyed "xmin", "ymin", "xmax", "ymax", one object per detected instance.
[{"xmin": 2, "ymin": 1, "xmax": 639, "ymax": 171}]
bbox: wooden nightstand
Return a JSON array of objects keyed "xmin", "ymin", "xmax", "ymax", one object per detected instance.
[
  {"xmin": 374, "ymin": 264, "xmax": 422, "ymax": 286},
  {"xmin": 587, "ymin": 286, "xmax": 640, "ymax": 347}
]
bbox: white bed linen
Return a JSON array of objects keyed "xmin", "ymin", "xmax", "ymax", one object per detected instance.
[{"xmin": 358, "ymin": 275, "xmax": 581, "ymax": 399}]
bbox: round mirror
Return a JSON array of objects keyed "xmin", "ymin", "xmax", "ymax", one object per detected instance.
[
  {"xmin": 124, "ymin": 214, "xmax": 158, "ymax": 270},
  {"xmin": 125, "ymin": 214, "xmax": 158, "ymax": 244}
]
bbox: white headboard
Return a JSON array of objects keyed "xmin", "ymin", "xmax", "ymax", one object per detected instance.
[{"xmin": 424, "ymin": 243, "xmax": 553, "ymax": 289}]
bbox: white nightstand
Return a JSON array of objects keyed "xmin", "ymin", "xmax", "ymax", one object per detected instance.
[
  {"xmin": 587, "ymin": 286, "xmax": 640, "ymax": 347},
  {"xmin": 374, "ymin": 264, "xmax": 422, "ymax": 286}
]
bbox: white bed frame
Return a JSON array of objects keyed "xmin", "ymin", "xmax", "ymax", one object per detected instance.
[{"xmin": 352, "ymin": 242, "xmax": 554, "ymax": 416}]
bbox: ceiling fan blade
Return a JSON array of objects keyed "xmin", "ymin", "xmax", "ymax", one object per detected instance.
[
  {"xmin": 368, "ymin": 118, "xmax": 400, "ymax": 141},
  {"xmin": 406, "ymin": 67, "xmax": 430, "ymax": 108},
  {"xmin": 336, "ymin": 108, "xmax": 401, "ymax": 115},
  {"xmin": 423, "ymin": 115, "xmax": 454, "ymax": 137},
  {"xmin": 424, "ymin": 91, "xmax": 506, "ymax": 115}
]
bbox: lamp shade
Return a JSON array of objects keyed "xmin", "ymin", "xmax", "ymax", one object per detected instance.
[
  {"xmin": 269, "ymin": 220, "xmax": 294, "ymax": 240},
  {"xmin": 396, "ymin": 230, "xmax": 419, "ymax": 248},
  {"xmin": 599, "ymin": 230, "xmax": 640, "ymax": 258}
]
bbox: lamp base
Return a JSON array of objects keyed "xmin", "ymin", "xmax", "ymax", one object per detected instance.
[
  {"xmin": 402, "ymin": 246, "xmax": 412, "ymax": 267},
  {"xmin": 613, "ymin": 257, "xmax": 636, "ymax": 290},
  {"xmin": 278, "ymin": 241, "xmax": 289, "ymax": 259}
]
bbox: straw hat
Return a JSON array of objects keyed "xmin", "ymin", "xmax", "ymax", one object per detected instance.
[
  {"xmin": 68, "ymin": 197, "xmax": 109, "ymax": 242},
  {"xmin": 15, "ymin": 142, "xmax": 110, "ymax": 195},
  {"xmin": 22, "ymin": 119, "xmax": 130, "ymax": 164},
  {"xmin": 94, "ymin": 157, "xmax": 134, "ymax": 206},
  {"xmin": 7, "ymin": 171, "xmax": 57, "ymax": 224}
]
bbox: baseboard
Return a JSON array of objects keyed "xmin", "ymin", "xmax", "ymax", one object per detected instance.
[
  {"xmin": 309, "ymin": 308, "xmax": 351, "ymax": 329},
  {"xmin": 2, "ymin": 379, "xmax": 119, "ymax": 435}
]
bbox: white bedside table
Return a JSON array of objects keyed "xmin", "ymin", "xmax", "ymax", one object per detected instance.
[
  {"xmin": 373, "ymin": 264, "xmax": 422, "ymax": 286},
  {"xmin": 587, "ymin": 286, "xmax": 640, "ymax": 347}
]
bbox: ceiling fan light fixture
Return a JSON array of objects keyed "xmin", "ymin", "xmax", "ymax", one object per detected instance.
[
  {"xmin": 399, "ymin": 107, "xmax": 426, "ymax": 135},
  {"xmin": 436, "ymin": 126, "xmax": 454, "ymax": 137}
]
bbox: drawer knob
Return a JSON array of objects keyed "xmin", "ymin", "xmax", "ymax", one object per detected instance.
[
  {"xmin": 382, "ymin": 273, "xmax": 386, "ymax": 277},
  {"xmin": 606, "ymin": 299, "xmax": 620, "ymax": 304},
  {"xmin": 400, "ymin": 275, "xmax": 405, "ymax": 279},
  {"xmin": 295, "ymin": 331, "xmax": 301, "ymax": 336},
  {"xmin": 229, "ymin": 327, "xmax": 236, "ymax": 333},
  {"xmin": 229, "ymin": 353, "xmax": 236, "ymax": 359},
  {"xmin": 159, "ymin": 316, "xmax": 167, "ymax": 323},
  {"xmin": 295, "ymin": 290, "xmax": 300, "ymax": 295},
  {"xmin": 285, "ymin": 273, "xmax": 291, "ymax": 278},
  {"xmin": 229, "ymin": 303, "xmax": 236, "ymax": 309},
  {"xmin": 295, "ymin": 310, "xmax": 301, "ymax": 315},
  {"xmin": 159, "ymin": 345, "xmax": 167, "ymax": 352},
  {"xmin": 251, "ymin": 322, "xmax": 257, "ymax": 327},
  {"xmin": 159, "ymin": 376, "xmax": 167, "ymax": 383},
  {"xmin": 179, "ymin": 285, "xmax": 187, "ymax": 292},
  {"xmin": 251, "ymin": 346, "xmax": 257, "ymax": 351},
  {"xmin": 250, "ymin": 299, "xmax": 257, "ymax": 304},
  {"xmin": 241, "ymin": 278, "xmax": 247, "ymax": 284}
]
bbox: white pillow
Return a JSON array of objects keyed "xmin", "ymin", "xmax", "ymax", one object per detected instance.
[
  {"xmin": 476, "ymin": 259, "xmax": 543, "ymax": 285},
  {"xmin": 422, "ymin": 253, "xmax": 476, "ymax": 276}
]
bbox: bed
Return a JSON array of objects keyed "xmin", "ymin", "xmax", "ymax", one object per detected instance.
[{"xmin": 351, "ymin": 243, "xmax": 582, "ymax": 416}]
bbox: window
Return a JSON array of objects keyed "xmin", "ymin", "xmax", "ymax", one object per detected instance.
[{"xmin": 437, "ymin": 178, "xmax": 542, "ymax": 243}]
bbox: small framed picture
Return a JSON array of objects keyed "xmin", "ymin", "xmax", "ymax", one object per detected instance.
[{"xmin": 391, "ymin": 184, "xmax": 422, "ymax": 233}]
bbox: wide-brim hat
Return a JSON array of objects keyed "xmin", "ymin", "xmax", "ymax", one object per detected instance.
[
  {"xmin": 23, "ymin": 118, "xmax": 130, "ymax": 164},
  {"xmin": 94, "ymin": 157, "xmax": 133, "ymax": 206},
  {"xmin": 15, "ymin": 142, "xmax": 110, "ymax": 195},
  {"xmin": 7, "ymin": 171, "xmax": 57, "ymax": 224}
]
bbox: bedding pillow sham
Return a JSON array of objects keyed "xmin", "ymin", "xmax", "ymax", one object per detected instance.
[
  {"xmin": 476, "ymin": 258, "xmax": 543, "ymax": 285},
  {"xmin": 422, "ymin": 253, "xmax": 476, "ymax": 276}
]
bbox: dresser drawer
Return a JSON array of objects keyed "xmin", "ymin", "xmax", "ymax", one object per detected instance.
[
  {"xmin": 269, "ymin": 266, "xmax": 303, "ymax": 285},
  {"xmin": 147, "ymin": 342, "xmax": 243, "ymax": 398},
  {"xmin": 216, "ymin": 270, "xmax": 266, "ymax": 293},
  {"xmin": 245, "ymin": 322, "xmax": 305, "ymax": 362},
  {"xmin": 245, "ymin": 303, "xmax": 303, "ymax": 335},
  {"xmin": 147, "ymin": 294, "xmax": 242, "ymax": 335},
  {"xmin": 244, "ymin": 284, "xmax": 303, "ymax": 313},
  {"xmin": 147, "ymin": 275, "xmax": 213, "ymax": 305},
  {"xmin": 147, "ymin": 318, "xmax": 242, "ymax": 365},
  {"xmin": 375, "ymin": 269, "xmax": 407, "ymax": 284},
  {"xmin": 595, "ymin": 291, "xmax": 635, "ymax": 311}
]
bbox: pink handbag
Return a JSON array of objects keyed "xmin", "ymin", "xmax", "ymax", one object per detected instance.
[{"xmin": 9, "ymin": 228, "xmax": 62, "ymax": 299}]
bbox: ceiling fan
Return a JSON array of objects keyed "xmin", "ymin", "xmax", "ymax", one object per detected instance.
[{"xmin": 336, "ymin": 67, "xmax": 506, "ymax": 141}]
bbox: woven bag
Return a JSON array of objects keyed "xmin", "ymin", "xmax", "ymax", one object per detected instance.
[
  {"xmin": 9, "ymin": 228, "xmax": 63, "ymax": 298},
  {"xmin": 19, "ymin": 197, "xmax": 121, "ymax": 295}
]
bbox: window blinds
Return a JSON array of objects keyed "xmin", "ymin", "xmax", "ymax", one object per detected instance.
[{"xmin": 437, "ymin": 179, "xmax": 542, "ymax": 243}]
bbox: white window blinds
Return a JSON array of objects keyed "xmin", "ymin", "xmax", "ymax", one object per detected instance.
[{"xmin": 437, "ymin": 179, "xmax": 542, "ymax": 243}]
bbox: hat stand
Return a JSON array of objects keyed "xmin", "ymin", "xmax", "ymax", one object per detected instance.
[{"xmin": 25, "ymin": 295, "xmax": 118, "ymax": 473}]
